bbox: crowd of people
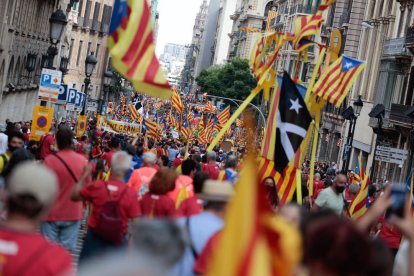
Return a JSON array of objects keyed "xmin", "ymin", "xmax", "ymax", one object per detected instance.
[{"xmin": 0, "ymin": 118, "xmax": 413, "ymax": 276}]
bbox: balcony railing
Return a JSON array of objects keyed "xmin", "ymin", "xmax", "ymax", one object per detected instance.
[
  {"xmin": 383, "ymin": 38, "xmax": 411, "ymax": 57},
  {"xmin": 390, "ymin": 103, "xmax": 413, "ymax": 126}
]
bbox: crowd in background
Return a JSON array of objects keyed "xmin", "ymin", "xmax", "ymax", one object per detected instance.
[{"xmin": 0, "ymin": 118, "xmax": 413, "ymax": 276}]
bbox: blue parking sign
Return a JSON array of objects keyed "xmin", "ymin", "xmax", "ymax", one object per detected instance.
[
  {"xmin": 57, "ymin": 84, "xmax": 68, "ymax": 104},
  {"xmin": 67, "ymin": 88, "xmax": 78, "ymax": 105}
]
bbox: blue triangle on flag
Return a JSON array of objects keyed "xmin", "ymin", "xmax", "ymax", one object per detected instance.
[{"xmin": 341, "ymin": 55, "xmax": 365, "ymax": 72}]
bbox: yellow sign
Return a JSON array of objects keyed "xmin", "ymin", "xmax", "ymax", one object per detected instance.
[
  {"xmin": 76, "ymin": 115, "xmax": 87, "ymax": 138},
  {"xmin": 329, "ymin": 29, "xmax": 342, "ymax": 62},
  {"xmin": 102, "ymin": 118, "xmax": 142, "ymax": 134},
  {"xmin": 30, "ymin": 105, "xmax": 53, "ymax": 141}
]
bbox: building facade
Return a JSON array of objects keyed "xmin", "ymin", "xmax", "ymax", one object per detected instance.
[
  {"xmin": 181, "ymin": 0, "xmax": 208, "ymax": 92},
  {"xmin": 0, "ymin": 0, "xmax": 75, "ymax": 123},
  {"xmin": 64, "ymin": 0, "xmax": 112, "ymax": 106}
]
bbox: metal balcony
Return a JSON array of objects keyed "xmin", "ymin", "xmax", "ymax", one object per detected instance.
[{"xmin": 383, "ymin": 38, "xmax": 411, "ymax": 58}]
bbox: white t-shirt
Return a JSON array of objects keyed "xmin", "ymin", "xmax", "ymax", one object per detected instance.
[{"xmin": 315, "ymin": 187, "xmax": 344, "ymax": 215}]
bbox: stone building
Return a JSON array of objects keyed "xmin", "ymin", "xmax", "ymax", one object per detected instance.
[
  {"xmin": 63, "ymin": 0, "xmax": 113, "ymax": 105},
  {"xmin": 0, "ymin": 0, "xmax": 74, "ymax": 122}
]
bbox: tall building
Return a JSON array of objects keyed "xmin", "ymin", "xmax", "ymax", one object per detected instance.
[
  {"xmin": 195, "ymin": 0, "xmax": 221, "ymax": 76},
  {"xmin": 212, "ymin": 0, "xmax": 238, "ymax": 65},
  {"xmin": 63, "ymin": 0, "xmax": 113, "ymax": 104},
  {"xmin": 0, "ymin": 0, "xmax": 74, "ymax": 122},
  {"xmin": 159, "ymin": 43, "xmax": 188, "ymax": 88},
  {"xmin": 181, "ymin": 0, "xmax": 209, "ymax": 91}
]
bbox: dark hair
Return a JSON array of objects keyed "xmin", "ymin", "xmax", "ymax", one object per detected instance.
[
  {"xmin": 181, "ymin": 159, "xmax": 196, "ymax": 176},
  {"xmin": 204, "ymin": 201, "xmax": 226, "ymax": 212},
  {"xmin": 160, "ymin": 155, "xmax": 169, "ymax": 167},
  {"xmin": 7, "ymin": 131, "xmax": 24, "ymax": 144},
  {"xmin": 149, "ymin": 168, "xmax": 177, "ymax": 195},
  {"xmin": 125, "ymin": 144, "xmax": 136, "ymax": 156},
  {"xmin": 193, "ymin": 171, "xmax": 209, "ymax": 194},
  {"xmin": 263, "ymin": 176, "xmax": 279, "ymax": 209},
  {"xmin": 109, "ymin": 137, "xmax": 120, "ymax": 149},
  {"xmin": 7, "ymin": 194, "xmax": 44, "ymax": 219},
  {"xmin": 56, "ymin": 126, "xmax": 73, "ymax": 150},
  {"xmin": 2, "ymin": 150, "xmax": 34, "ymax": 180}
]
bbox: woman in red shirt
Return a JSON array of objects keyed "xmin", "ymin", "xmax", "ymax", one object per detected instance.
[
  {"xmin": 91, "ymin": 136, "xmax": 103, "ymax": 160},
  {"xmin": 140, "ymin": 168, "xmax": 177, "ymax": 218}
]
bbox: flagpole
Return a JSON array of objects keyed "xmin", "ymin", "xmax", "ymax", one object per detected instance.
[{"xmin": 207, "ymin": 87, "xmax": 261, "ymax": 151}]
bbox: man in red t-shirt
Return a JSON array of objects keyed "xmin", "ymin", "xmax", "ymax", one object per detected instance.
[
  {"xmin": 39, "ymin": 126, "xmax": 56, "ymax": 160},
  {"xmin": 41, "ymin": 126, "xmax": 90, "ymax": 253},
  {"xmin": 169, "ymin": 159, "xmax": 196, "ymax": 203},
  {"xmin": 71, "ymin": 151, "xmax": 141, "ymax": 263},
  {"xmin": 0, "ymin": 163, "xmax": 73, "ymax": 276},
  {"xmin": 202, "ymin": 151, "xmax": 220, "ymax": 180},
  {"xmin": 101, "ymin": 137, "xmax": 121, "ymax": 168}
]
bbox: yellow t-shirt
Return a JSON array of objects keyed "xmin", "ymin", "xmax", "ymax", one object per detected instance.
[{"xmin": 0, "ymin": 152, "xmax": 11, "ymax": 174}]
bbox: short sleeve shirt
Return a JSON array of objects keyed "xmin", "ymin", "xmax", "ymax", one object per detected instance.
[
  {"xmin": 80, "ymin": 179, "xmax": 141, "ymax": 234},
  {"xmin": 315, "ymin": 187, "xmax": 344, "ymax": 215},
  {"xmin": 139, "ymin": 193, "xmax": 176, "ymax": 218},
  {"xmin": 0, "ymin": 228, "xmax": 73, "ymax": 276}
]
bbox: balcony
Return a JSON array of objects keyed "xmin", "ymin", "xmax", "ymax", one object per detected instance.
[
  {"xmin": 289, "ymin": 4, "xmax": 312, "ymax": 15},
  {"xmin": 390, "ymin": 103, "xmax": 413, "ymax": 127},
  {"xmin": 383, "ymin": 38, "xmax": 411, "ymax": 59},
  {"xmin": 405, "ymin": 25, "xmax": 414, "ymax": 54}
]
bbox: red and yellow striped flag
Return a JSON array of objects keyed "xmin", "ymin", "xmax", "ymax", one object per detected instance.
[
  {"xmin": 108, "ymin": 0, "xmax": 171, "ymax": 99},
  {"xmin": 312, "ymin": 55, "xmax": 366, "ymax": 107},
  {"xmin": 349, "ymin": 174, "xmax": 369, "ymax": 220},
  {"xmin": 204, "ymin": 101, "xmax": 216, "ymax": 113},
  {"xmin": 207, "ymin": 155, "xmax": 301, "ymax": 276},
  {"xmin": 171, "ymin": 88, "xmax": 184, "ymax": 113},
  {"xmin": 217, "ymin": 106, "xmax": 230, "ymax": 126},
  {"xmin": 266, "ymin": 10, "xmax": 277, "ymax": 32},
  {"xmin": 128, "ymin": 104, "xmax": 142, "ymax": 123}
]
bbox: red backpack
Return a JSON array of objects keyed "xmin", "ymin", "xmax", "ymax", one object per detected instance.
[{"xmin": 94, "ymin": 184, "xmax": 128, "ymax": 245}]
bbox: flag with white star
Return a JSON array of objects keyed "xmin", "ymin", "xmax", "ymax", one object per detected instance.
[{"xmin": 274, "ymin": 71, "xmax": 312, "ymax": 172}]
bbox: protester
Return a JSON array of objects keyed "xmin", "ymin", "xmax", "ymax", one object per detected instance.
[
  {"xmin": 201, "ymin": 151, "xmax": 220, "ymax": 180},
  {"xmin": 171, "ymin": 180, "xmax": 234, "ymax": 275},
  {"xmin": 139, "ymin": 168, "xmax": 177, "ymax": 218},
  {"xmin": 101, "ymin": 137, "xmax": 121, "ymax": 168},
  {"xmin": 39, "ymin": 126, "xmax": 56, "ymax": 160},
  {"xmin": 169, "ymin": 159, "xmax": 196, "ymax": 203},
  {"xmin": 217, "ymin": 155, "xmax": 239, "ymax": 184},
  {"xmin": 128, "ymin": 152, "xmax": 158, "ymax": 197},
  {"xmin": 263, "ymin": 176, "xmax": 279, "ymax": 212},
  {"xmin": 41, "ymin": 126, "xmax": 90, "ymax": 252},
  {"xmin": 1, "ymin": 148, "xmax": 34, "ymax": 180},
  {"xmin": 0, "ymin": 163, "xmax": 73, "ymax": 275},
  {"xmin": 312, "ymin": 173, "xmax": 346, "ymax": 215},
  {"xmin": 71, "ymin": 151, "xmax": 141, "ymax": 262},
  {"xmin": 0, "ymin": 131, "xmax": 24, "ymax": 175},
  {"xmin": 177, "ymin": 171, "xmax": 208, "ymax": 217}
]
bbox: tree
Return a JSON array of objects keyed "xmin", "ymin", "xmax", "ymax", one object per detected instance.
[{"xmin": 196, "ymin": 58, "xmax": 257, "ymax": 101}]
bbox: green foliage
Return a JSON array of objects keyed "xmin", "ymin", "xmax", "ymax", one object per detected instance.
[{"xmin": 196, "ymin": 58, "xmax": 257, "ymax": 101}]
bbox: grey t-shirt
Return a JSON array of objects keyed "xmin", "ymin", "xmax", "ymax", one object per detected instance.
[{"xmin": 315, "ymin": 187, "xmax": 344, "ymax": 215}]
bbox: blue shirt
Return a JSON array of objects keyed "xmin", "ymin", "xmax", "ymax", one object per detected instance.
[
  {"xmin": 170, "ymin": 212, "xmax": 224, "ymax": 276},
  {"xmin": 124, "ymin": 155, "xmax": 142, "ymax": 183}
]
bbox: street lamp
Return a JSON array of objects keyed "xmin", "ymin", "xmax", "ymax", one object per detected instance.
[
  {"xmin": 99, "ymin": 70, "xmax": 114, "ymax": 114},
  {"xmin": 341, "ymin": 95, "xmax": 364, "ymax": 173},
  {"xmin": 368, "ymin": 104, "xmax": 385, "ymax": 182},
  {"xmin": 25, "ymin": 53, "xmax": 37, "ymax": 72},
  {"xmin": 59, "ymin": 56, "xmax": 69, "ymax": 75},
  {"xmin": 47, "ymin": 8, "xmax": 68, "ymax": 69},
  {"xmin": 81, "ymin": 52, "xmax": 97, "ymax": 115}
]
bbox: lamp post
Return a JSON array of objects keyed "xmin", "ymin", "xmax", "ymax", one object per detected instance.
[
  {"xmin": 342, "ymin": 95, "xmax": 364, "ymax": 173},
  {"xmin": 99, "ymin": 70, "xmax": 113, "ymax": 115},
  {"xmin": 81, "ymin": 52, "xmax": 98, "ymax": 115},
  {"xmin": 368, "ymin": 104, "xmax": 385, "ymax": 182},
  {"xmin": 40, "ymin": 8, "xmax": 67, "ymax": 107},
  {"xmin": 59, "ymin": 57, "xmax": 69, "ymax": 76}
]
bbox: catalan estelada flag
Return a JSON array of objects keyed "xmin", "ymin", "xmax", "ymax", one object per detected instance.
[
  {"xmin": 108, "ymin": 0, "xmax": 171, "ymax": 99},
  {"xmin": 217, "ymin": 106, "xmax": 230, "ymax": 127},
  {"xmin": 204, "ymin": 101, "xmax": 216, "ymax": 113},
  {"xmin": 143, "ymin": 118, "xmax": 159, "ymax": 140},
  {"xmin": 171, "ymin": 88, "xmax": 184, "ymax": 113},
  {"xmin": 128, "ymin": 103, "xmax": 142, "ymax": 123},
  {"xmin": 349, "ymin": 173, "xmax": 369, "ymax": 220},
  {"xmin": 312, "ymin": 55, "xmax": 366, "ymax": 107},
  {"xmin": 353, "ymin": 157, "xmax": 363, "ymax": 184},
  {"xmin": 265, "ymin": 10, "xmax": 277, "ymax": 32},
  {"xmin": 207, "ymin": 155, "xmax": 301, "ymax": 276}
]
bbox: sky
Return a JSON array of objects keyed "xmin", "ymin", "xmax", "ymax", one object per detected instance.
[{"xmin": 155, "ymin": 0, "xmax": 203, "ymax": 56}]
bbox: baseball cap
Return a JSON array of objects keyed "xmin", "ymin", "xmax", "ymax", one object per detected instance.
[
  {"xmin": 8, "ymin": 162, "xmax": 58, "ymax": 207},
  {"xmin": 199, "ymin": 180, "xmax": 234, "ymax": 202}
]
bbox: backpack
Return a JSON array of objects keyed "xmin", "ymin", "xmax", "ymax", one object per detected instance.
[{"xmin": 94, "ymin": 183, "xmax": 128, "ymax": 245}]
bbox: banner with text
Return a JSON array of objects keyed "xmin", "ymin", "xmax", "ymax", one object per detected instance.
[{"xmin": 102, "ymin": 118, "xmax": 142, "ymax": 135}]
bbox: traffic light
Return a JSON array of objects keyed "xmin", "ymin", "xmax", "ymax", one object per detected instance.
[{"xmin": 122, "ymin": 104, "xmax": 127, "ymax": 115}]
